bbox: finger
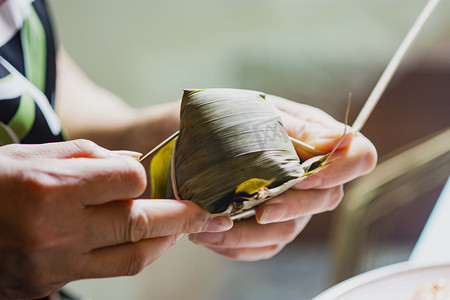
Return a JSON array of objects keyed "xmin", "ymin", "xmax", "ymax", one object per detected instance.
[
  {"xmin": 40, "ymin": 153, "xmax": 147, "ymax": 206},
  {"xmin": 254, "ymin": 187, "xmax": 342, "ymax": 224},
  {"xmin": 4, "ymin": 139, "xmax": 148, "ymax": 205},
  {"xmin": 189, "ymin": 217, "xmax": 310, "ymax": 249},
  {"xmin": 84, "ymin": 199, "xmax": 233, "ymax": 249},
  {"xmin": 278, "ymin": 110, "xmax": 354, "ymax": 156},
  {"xmin": 0, "ymin": 139, "xmax": 112, "ymax": 160},
  {"xmin": 206, "ymin": 244, "xmax": 282, "ymax": 261},
  {"xmin": 78, "ymin": 234, "xmax": 182, "ymax": 279},
  {"xmin": 3, "ymin": 139, "xmax": 142, "ymax": 161},
  {"xmin": 58, "ymin": 139, "xmax": 113, "ymax": 159},
  {"xmin": 295, "ymin": 135, "xmax": 377, "ymax": 189},
  {"xmin": 270, "ymin": 96, "xmax": 353, "ymax": 152}
]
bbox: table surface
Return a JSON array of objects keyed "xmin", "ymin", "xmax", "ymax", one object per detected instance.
[{"xmin": 409, "ymin": 176, "xmax": 450, "ymax": 264}]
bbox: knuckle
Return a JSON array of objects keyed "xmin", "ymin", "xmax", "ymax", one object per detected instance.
[
  {"xmin": 280, "ymin": 220, "xmax": 299, "ymax": 243},
  {"xmin": 187, "ymin": 212, "xmax": 209, "ymax": 234},
  {"xmin": 127, "ymin": 206, "xmax": 151, "ymax": 242},
  {"xmin": 125, "ymin": 250, "xmax": 148, "ymax": 276},
  {"xmin": 22, "ymin": 173, "xmax": 52, "ymax": 200},
  {"xmin": 21, "ymin": 168, "xmax": 63, "ymax": 206},
  {"xmin": 0, "ymin": 143, "xmax": 25, "ymax": 160},
  {"xmin": 70, "ymin": 139, "xmax": 100, "ymax": 156},
  {"xmin": 291, "ymin": 121, "xmax": 308, "ymax": 142},
  {"xmin": 181, "ymin": 201, "xmax": 209, "ymax": 233}
]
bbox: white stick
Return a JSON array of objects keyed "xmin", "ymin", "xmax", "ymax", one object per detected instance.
[
  {"xmin": 139, "ymin": 130, "xmax": 179, "ymax": 162},
  {"xmin": 352, "ymin": 0, "xmax": 441, "ymax": 132}
]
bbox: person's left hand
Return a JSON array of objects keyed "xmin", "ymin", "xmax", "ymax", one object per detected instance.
[{"xmin": 189, "ymin": 96, "xmax": 377, "ymax": 261}]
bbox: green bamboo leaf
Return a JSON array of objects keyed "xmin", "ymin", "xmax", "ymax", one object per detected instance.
[
  {"xmin": 150, "ymin": 139, "xmax": 176, "ymax": 199},
  {"xmin": 235, "ymin": 178, "xmax": 274, "ymax": 195}
]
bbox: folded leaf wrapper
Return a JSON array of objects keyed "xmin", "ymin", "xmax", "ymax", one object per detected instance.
[{"xmin": 151, "ymin": 89, "xmax": 329, "ymax": 218}]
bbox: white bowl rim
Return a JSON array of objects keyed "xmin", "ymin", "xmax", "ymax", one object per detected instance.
[{"xmin": 312, "ymin": 261, "xmax": 450, "ymax": 300}]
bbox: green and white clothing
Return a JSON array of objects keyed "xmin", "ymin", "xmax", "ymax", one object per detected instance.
[{"xmin": 0, "ymin": 0, "xmax": 64, "ymax": 146}]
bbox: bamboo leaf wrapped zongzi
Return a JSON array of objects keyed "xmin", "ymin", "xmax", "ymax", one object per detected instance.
[{"xmin": 151, "ymin": 89, "xmax": 331, "ymax": 219}]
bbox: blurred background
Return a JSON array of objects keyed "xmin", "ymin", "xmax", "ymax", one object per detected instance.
[{"xmin": 48, "ymin": 0, "xmax": 450, "ymax": 299}]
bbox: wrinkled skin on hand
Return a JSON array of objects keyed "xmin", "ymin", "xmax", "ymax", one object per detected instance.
[
  {"xmin": 189, "ymin": 96, "xmax": 377, "ymax": 261},
  {"xmin": 0, "ymin": 140, "xmax": 232, "ymax": 299}
]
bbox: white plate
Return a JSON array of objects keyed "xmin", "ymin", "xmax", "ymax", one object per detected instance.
[{"xmin": 313, "ymin": 262, "xmax": 450, "ymax": 300}]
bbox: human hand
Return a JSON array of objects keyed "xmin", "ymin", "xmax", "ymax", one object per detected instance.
[
  {"xmin": 189, "ymin": 96, "xmax": 377, "ymax": 261},
  {"xmin": 0, "ymin": 140, "xmax": 232, "ymax": 299}
]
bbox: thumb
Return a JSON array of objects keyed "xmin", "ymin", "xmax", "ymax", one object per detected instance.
[
  {"xmin": 88, "ymin": 199, "xmax": 234, "ymax": 249},
  {"xmin": 118, "ymin": 200, "xmax": 234, "ymax": 244}
]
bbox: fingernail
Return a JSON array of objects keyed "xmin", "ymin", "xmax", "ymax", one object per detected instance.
[
  {"xmin": 206, "ymin": 215, "xmax": 233, "ymax": 232},
  {"xmin": 295, "ymin": 175, "xmax": 322, "ymax": 190},
  {"xmin": 259, "ymin": 203, "xmax": 287, "ymax": 224},
  {"xmin": 190, "ymin": 232, "xmax": 223, "ymax": 244},
  {"xmin": 111, "ymin": 150, "xmax": 143, "ymax": 160}
]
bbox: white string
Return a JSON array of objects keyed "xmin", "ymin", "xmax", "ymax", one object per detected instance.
[{"xmin": 170, "ymin": 140, "xmax": 181, "ymax": 201}]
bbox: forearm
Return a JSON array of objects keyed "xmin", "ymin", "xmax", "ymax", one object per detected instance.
[
  {"xmin": 55, "ymin": 47, "xmax": 179, "ymax": 153},
  {"xmin": 76, "ymin": 102, "xmax": 180, "ymax": 154}
]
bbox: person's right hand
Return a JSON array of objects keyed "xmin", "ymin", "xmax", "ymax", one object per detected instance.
[{"xmin": 0, "ymin": 140, "xmax": 232, "ymax": 300}]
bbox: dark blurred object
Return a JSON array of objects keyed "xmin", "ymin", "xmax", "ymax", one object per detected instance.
[
  {"xmin": 355, "ymin": 51, "xmax": 450, "ymax": 158},
  {"xmin": 330, "ymin": 128, "xmax": 449, "ymax": 282}
]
